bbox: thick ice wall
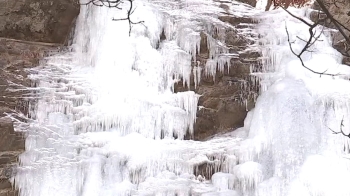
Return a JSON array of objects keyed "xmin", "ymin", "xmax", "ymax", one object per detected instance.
[
  {"xmin": 64, "ymin": 2, "xmax": 202, "ymax": 139},
  {"xmin": 14, "ymin": 2, "xmax": 204, "ymax": 195},
  {"xmin": 247, "ymin": 79, "xmax": 318, "ymax": 177},
  {"xmin": 237, "ymin": 7, "xmax": 350, "ymax": 196}
]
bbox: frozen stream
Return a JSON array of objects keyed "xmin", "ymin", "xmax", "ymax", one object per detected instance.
[{"xmin": 12, "ymin": 0, "xmax": 350, "ymax": 195}]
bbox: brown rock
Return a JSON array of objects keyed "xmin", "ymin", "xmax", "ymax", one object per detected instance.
[
  {"xmin": 0, "ymin": 0, "xmax": 80, "ymax": 43},
  {"xmin": 0, "ymin": 118, "xmax": 24, "ymax": 152},
  {"xmin": 178, "ymin": 10, "xmax": 260, "ymax": 141},
  {"xmin": 0, "ymin": 180, "xmax": 11, "ymax": 190},
  {"xmin": 0, "ymin": 38, "xmax": 61, "ymax": 195},
  {"xmin": 199, "ymin": 32, "xmax": 209, "ymax": 58},
  {"xmin": 215, "ymin": 0, "xmax": 257, "ymax": 7},
  {"xmin": 311, "ymin": 1, "xmax": 350, "ymax": 66}
]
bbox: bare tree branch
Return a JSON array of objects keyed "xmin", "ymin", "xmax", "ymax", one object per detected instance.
[
  {"xmin": 315, "ymin": 0, "xmax": 350, "ymax": 49},
  {"xmin": 284, "ymin": 16, "xmax": 338, "ymax": 76},
  {"xmin": 328, "ymin": 116, "xmax": 350, "ymax": 138},
  {"xmin": 269, "ymin": 0, "xmax": 350, "ymax": 76},
  {"xmin": 266, "ymin": 0, "xmax": 350, "ymax": 139},
  {"xmin": 282, "ymin": 7, "xmax": 314, "ymax": 27},
  {"xmin": 111, "ymin": 0, "xmax": 145, "ymax": 35},
  {"xmin": 81, "ymin": 0, "xmax": 145, "ymax": 35}
]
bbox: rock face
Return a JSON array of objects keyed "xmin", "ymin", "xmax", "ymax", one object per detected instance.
[
  {"xmin": 311, "ymin": 0, "xmax": 350, "ymax": 65},
  {"xmin": 0, "ymin": 38, "xmax": 61, "ymax": 196},
  {"xmin": 0, "ymin": 0, "xmax": 80, "ymax": 43},
  {"xmin": 0, "ymin": 0, "xmax": 79, "ymax": 195},
  {"xmin": 0, "ymin": 118, "xmax": 23, "ymax": 196},
  {"xmin": 176, "ymin": 5, "xmax": 260, "ymax": 141},
  {"xmin": 232, "ymin": 0, "xmax": 257, "ymax": 7},
  {"xmin": 326, "ymin": 1, "xmax": 350, "ymax": 66}
]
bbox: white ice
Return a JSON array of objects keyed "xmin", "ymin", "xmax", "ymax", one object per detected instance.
[{"xmin": 243, "ymin": 7, "xmax": 350, "ymax": 196}]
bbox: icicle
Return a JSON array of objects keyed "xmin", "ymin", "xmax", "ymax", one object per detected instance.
[
  {"xmin": 233, "ymin": 161, "xmax": 263, "ymax": 193},
  {"xmin": 211, "ymin": 172, "xmax": 235, "ymax": 190}
]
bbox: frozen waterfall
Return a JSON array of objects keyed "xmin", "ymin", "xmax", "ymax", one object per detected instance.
[{"xmin": 12, "ymin": 0, "xmax": 350, "ymax": 196}]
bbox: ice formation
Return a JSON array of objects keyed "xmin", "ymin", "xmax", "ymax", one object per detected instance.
[
  {"xmin": 243, "ymin": 7, "xmax": 350, "ymax": 196},
  {"xmin": 12, "ymin": 0, "xmax": 350, "ymax": 195}
]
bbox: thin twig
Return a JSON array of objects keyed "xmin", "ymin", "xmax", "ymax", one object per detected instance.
[
  {"xmin": 328, "ymin": 116, "xmax": 350, "ymax": 138},
  {"xmin": 81, "ymin": 0, "xmax": 145, "ymax": 35},
  {"xmin": 285, "ymin": 22, "xmax": 338, "ymax": 76}
]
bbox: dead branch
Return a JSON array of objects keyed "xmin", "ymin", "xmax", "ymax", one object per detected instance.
[
  {"xmin": 283, "ymin": 10, "xmax": 339, "ymax": 76},
  {"xmin": 315, "ymin": 0, "xmax": 350, "ymax": 48},
  {"xmin": 81, "ymin": 0, "xmax": 145, "ymax": 35},
  {"xmin": 274, "ymin": 0, "xmax": 350, "ymax": 76},
  {"xmin": 81, "ymin": 0, "xmax": 123, "ymax": 8},
  {"xmin": 328, "ymin": 116, "xmax": 350, "ymax": 138},
  {"xmin": 111, "ymin": 0, "xmax": 145, "ymax": 35}
]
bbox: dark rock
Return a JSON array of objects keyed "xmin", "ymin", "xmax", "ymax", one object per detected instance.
[
  {"xmin": 179, "ymin": 10, "xmax": 260, "ymax": 141},
  {"xmin": 194, "ymin": 109, "xmax": 217, "ymax": 140},
  {"xmin": 215, "ymin": 0, "xmax": 257, "ymax": 7},
  {"xmin": 0, "ymin": 38, "xmax": 61, "ymax": 195},
  {"xmin": 0, "ymin": 179, "xmax": 11, "ymax": 190},
  {"xmin": 193, "ymin": 161, "xmax": 218, "ymax": 180},
  {"xmin": 199, "ymin": 32, "xmax": 209, "ymax": 58},
  {"xmin": 0, "ymin": 0, "xmax": 78, "ymax": 195},
  {"xmin": 238, "ymin": 0, "xmax": 257, "ymax": 7},
  {"xmin": 343, "ymin": 56, "xmax": 350, "ymax": 65},
  {"xmin": 0, "ymin": 118, "xmax": 24, "ymax": 152},
  {"xmin": 0, "ymin": 0, "xmax": 80, "ymax": 43},
  {"xmin": 218, "ymin": 16, "xmax": 256, "ymax": 26},
  {"xmin": 0, "ymin": 60, "xmax": 6, "ymax": 69},
  {"xmin": 193, "ymin": 154, "xmax": 227, "ymax": 179},
  {"xmin": 311, "ymin": 0, "xmax": 350, "ymax": 66}
]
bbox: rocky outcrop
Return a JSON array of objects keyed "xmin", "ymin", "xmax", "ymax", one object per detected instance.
[
  {"xmin": 0, "ymin": 0, "xmax": 79, "ymax": 194},
  {"xmin": 311, "ymin": 0, "xmax": 350, "ymax": 66},
  {"xmin": 0, "ymin": 38, "xmax": 61, "ymax": 196},
  {"xmin": 216, "ymin": 0, "xmax": 257, "ymax": 8},
  {"xmin": 0, "ymin": 38, "xmax": 61, "ymax": 114},
  {"xmin": 0, "ymin": 118, "xmax": 23, "ymax": 196},
  {"xmin": 0, "ymin": 0, "xmax": 79, "ymax": 43},
  {"xmin": 326, "ymin": 1, "xmax": 350, "ymax": 66},
  {"xmin": 177, "ymin": 5, "xmax": 260, "ymax": 141}
]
